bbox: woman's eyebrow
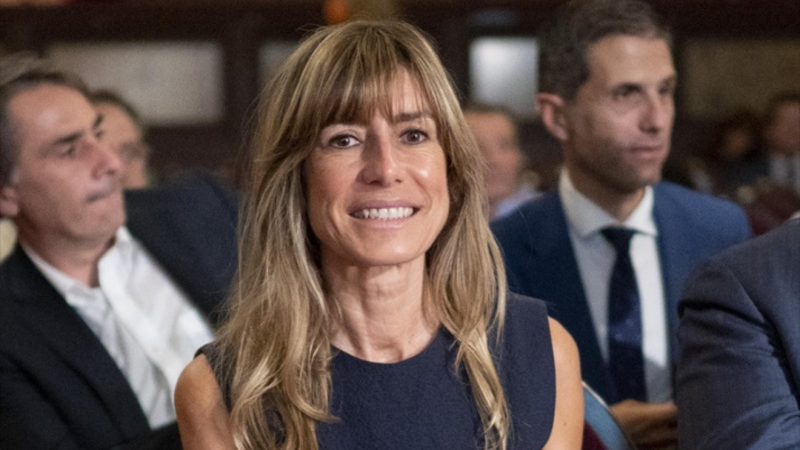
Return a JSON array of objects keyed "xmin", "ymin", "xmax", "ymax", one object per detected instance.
[{"xmin": 392, "ymin": 110, "xmax": 433, "ymax": 123}]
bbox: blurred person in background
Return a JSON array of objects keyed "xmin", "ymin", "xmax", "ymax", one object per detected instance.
[
  {"xmin": 464, "ymin": 103, "xmax": 540, "ymax": 219},
  {"xmin": 90, "ymin": 89, "xmax": 153, "ymax": 189},
  {"xmin": 0, "ymin": 89, "xmax": 152, "ymax": 262},
  {"xmin": 763, "ymin": 92, "xmax": 800, "ymax": 194},
  {"xmin": 0, "ymin": 53, "xmax": 238, "ymax": 450},
  {"xmin": 684, "ymin": 109, "xmax": 765, "ymax": 199},
  {"xmin": 737, "ymin": 93, "xmax": 800, "ymax": 235}
]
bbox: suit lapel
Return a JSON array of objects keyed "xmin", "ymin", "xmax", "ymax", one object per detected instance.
[
  {"xmin": 124, "ymin": 189, "xmax": 226, "ymax": 327},
  {"xmin": 653, "ymin": 186, "xmax": 690, "ymax": 358},
  {"xmin": 5, "ymin": 247, "xmax": 150, "ymax": 436},
  {"xmin": 528, "ymin": 192, "xmax": 616, "ymax": 400}
]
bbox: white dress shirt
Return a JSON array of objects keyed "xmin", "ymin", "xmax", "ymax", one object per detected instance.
[
  {"xmin": 769, "ymin": 153, "xmax": 800, "ymax": 194},
  {"xmin": 559, "ymin": 171, "xmax": 671, "ymax": 402},
  {"xmin": 24, "ymin": 227, "xmax": 216, "ymax": 427}
]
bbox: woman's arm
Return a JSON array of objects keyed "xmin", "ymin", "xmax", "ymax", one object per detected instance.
[
  {"xmin": 543, "ymin": 317, "xmax": 584, "ymax": 450},
  {"xmin": 175, "ymin": 355, "xmax": 236, "ymax": 449}
]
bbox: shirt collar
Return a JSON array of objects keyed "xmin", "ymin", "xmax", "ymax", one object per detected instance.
[
  {"xmin": 22, "ymin": 227, "xmax": 134, "ymax": 300},
  {"xmin": 559, "ymin": 168, "xmax": 657, "ymax": 238}
]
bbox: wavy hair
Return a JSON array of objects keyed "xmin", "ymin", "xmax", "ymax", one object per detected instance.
[{"xmin": 217, "ymin": 20, "xmax": 509, "ymax": 450}]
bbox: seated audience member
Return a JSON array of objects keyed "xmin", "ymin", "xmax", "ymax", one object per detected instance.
[
  {"xmin": 0, "ymin": 90, "xmax": 151, "ymax": 262},
  {"xmin": 464, "ymin": 103, "xmax": 540, "ymax": 219},
  {"xmin": 738, "ymin": 94, "xmax": 800, "ymax": 234},
  {"xmin": 0, "ymin": 54, "xmax": 238, "ymax": 449},
  {"xmin": 175, "ymin": 20, "xmax": 583, "ymax": 450},
  {"xmin": 490, "ymin": 1, "xmax": 751, "ymax": 448},
  {"xmin": 677, "ymin": 218, "xmax": 800, "ymax": 449},
  {"xmin": 684, "ymin": 110, "xmax": 765, "ymax": 199},
  {"xmin": 763, "ymin": 92, "xmax": 800, "ymax": 194},
  {"xmin": 90, "ymin": 89, "xmax": 153, "ymax": 189}
]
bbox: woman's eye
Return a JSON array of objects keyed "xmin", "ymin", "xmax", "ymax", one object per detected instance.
[
  {"xmin": 402, "ymin": 129, "xmax": 428, "ymax": 144},
  {"xmin": 329, "ymin": 134, "xmax": 358, "ymax": 148}
]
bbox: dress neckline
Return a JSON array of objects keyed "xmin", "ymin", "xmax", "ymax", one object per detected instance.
[{"xmin": 332, "ymin": 327, "xmax": 449, "ymax": 371}]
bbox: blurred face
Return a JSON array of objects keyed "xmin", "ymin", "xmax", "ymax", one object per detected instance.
[
  {"xmin": 305, "ymin": 70, "xmax": 449, "ymax": 271},
  {"xmin": 0, "ymin": 84, "xmax": 124, "ymax": 249},
  {"xmin": 561, "ymin": 35, "xmax": 676, "ymax": 197},
  {"xmin": 765, "ymin": 101, "xmax": 800, "ymax": 155},
  {"xmin": 720, "ymin": 128, "xmax": 755, "ymax": 160},
  {"xmin": 464, "ymin": 111, "xmax": 523, "ymax": 207},
  {"xmin": 94, "ymin": 101, "xmax": 149, "ymax": 189}
]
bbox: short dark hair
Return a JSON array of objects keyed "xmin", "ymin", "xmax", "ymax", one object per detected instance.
[
  {"xmin": 537, "ymin": 0, "xmax": 671, "ymax": 101},
  {"xmin": 89, "ymin": 89, "xmax": 146, "ymax": 134},
  {"xmin": 0, "ymin": 53, "xmax": 89, "ymax": 185}
]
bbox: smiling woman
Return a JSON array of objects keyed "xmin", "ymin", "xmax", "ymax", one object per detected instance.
[
  {"xmin": 306, "ymin": 69, "xmax": 449, "ymax": 271},
  {"xmin": 174, "ymin": 20, "xmax": 583, "ymax": 450}
]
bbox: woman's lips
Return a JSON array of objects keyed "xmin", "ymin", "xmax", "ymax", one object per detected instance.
[{"xmin": 351, "ymin": 206, "xmax": 416, "ymax": 220}]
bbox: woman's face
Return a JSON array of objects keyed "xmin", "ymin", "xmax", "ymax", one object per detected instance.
[{"xmin": 305, "ymin": 69, "xmax": 449, "ymax": 271}]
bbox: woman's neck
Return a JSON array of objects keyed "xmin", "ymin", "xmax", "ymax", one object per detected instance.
[{"xmin": 325, "ymin": 260, "xmax": 439, "ymax": 363}]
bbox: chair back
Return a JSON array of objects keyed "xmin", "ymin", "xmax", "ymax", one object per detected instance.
[{"xmin": 582, "ymin": 382, "xmax": 636, "ymax": 450}]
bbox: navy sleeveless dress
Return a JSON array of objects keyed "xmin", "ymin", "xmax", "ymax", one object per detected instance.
[{"xmin": 201, "ymin": 292, "xmax": 555, "ymax": 449}]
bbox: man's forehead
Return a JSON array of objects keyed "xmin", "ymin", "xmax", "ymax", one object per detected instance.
[
  {"xmin": 586, "ymin": 35, "xmax": 675, "ymax": 83},
  {"xmin": 9, "ymin": 84, "xmax": 97, "ymax": 145}
]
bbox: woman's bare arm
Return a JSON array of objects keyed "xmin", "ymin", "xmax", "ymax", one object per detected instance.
[
  {"xmin": 175, "ymin": 355, "xmax": 236, "ymax": 449},
  {"xmin": 543, "ymin": 317, "xmax": 584, "ymax": 449}
]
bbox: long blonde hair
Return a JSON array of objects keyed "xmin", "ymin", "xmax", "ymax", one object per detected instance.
[{"xmin": 218, "ymin": 20, "xmax": 510, "ymax": 450}]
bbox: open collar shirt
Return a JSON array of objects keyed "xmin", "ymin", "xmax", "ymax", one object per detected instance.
[{"xmin": 24, "ymin": 227, "xmax": 215, "ymax": 427}]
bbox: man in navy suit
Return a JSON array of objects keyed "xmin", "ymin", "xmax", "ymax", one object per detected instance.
[
  {"xmin": 0, "ymin": 54, "xmax": 238, "ymax": 449},
  {"xmin": 677, "ymin": 218, "xmax": 800, "ymax": 449},
  {"xmin": 491, "ymin": 1, "xmax": 750, "ymax": 448}
]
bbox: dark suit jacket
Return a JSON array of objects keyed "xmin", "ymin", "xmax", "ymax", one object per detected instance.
[
  {"xmin": 677, "ymin": 218, "xmax": 800, "ymax": 449},
  {"xmin": 490, "ymin": 181, "xmax": 751, "ymax": 403},
  {"xmin": 0, "ymin": 174, "xmax": 239, "ymax": 450}
]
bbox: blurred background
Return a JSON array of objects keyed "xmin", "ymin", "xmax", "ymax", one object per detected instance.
[{"xmin": 1, "ymin": 0, "xmax": 797, "ymax": 190}]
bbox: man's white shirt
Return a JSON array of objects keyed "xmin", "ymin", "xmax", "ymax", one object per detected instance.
[
  {"xmin": 24, "ymin": 227, "xmax": 215, "ymax": 428},
  {"xmin": 559, "ymin": 171, "xmax": 671, "ymax": 402}
]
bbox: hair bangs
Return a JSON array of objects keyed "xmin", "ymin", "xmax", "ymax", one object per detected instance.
[{"xmin": 311, "ymin": 30, "xmax": 426, "ymax": 130}]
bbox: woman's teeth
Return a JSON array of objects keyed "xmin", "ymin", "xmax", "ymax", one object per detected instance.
[{"xmin": 353, "ymin": 207, "xmax": 414, "ymax": 220}]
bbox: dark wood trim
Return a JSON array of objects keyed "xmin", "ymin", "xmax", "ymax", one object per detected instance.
[{"xmin": 1, "ymin": 1, "xmax": 797, "ymax": 178}]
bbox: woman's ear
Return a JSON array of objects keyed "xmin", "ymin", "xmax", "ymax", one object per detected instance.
[{"xmin": 536, "ymin": 93, "xmax": 569, "ymax": 142}]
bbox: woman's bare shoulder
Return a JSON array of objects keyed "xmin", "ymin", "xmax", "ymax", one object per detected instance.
[
  {"xmin": 547, "ymin": 317, "xmax": 579, "ymax": 365},
  {"xmin": 543, "ymin": 317, "xmax": 583, "ymax": 450},
  {"xmin": 175, "ymin": 355, "xmax": 235, "ymax": 449}
]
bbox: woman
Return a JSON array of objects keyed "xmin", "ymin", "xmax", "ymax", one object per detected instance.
[{"xmin": 175, "ymin": 20, "xmax": 582, "ymax": 450}]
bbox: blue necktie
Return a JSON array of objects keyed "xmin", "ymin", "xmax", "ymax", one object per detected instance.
[{"xmin": 601, "ymin": 227, "xmax": 646, "ymax": 402}]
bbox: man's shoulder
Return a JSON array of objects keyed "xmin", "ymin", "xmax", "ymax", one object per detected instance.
[
  {"xmin": 124, "ymin": 172, "xmax": 239, "ymax": 241},
  {"xmin": 0, "ymin": 248, "xmax": 37, "ymax": 322},
  {"xmin": 491, "ymin": 190, "xmax": 563, "ymax": 236},
  {"xmin": 125, "ymin": 172, "xmax": 237, "ymax": 210},
  {"xmin": 711, "ymin": 218, "xmax": 799, "ymax": 268},
  {"xmin": 654, "ymin": 181, "xmax": 744, "ymax": 217},
  {"xmin": 654, "ymin": 181, "xmax": 751, "ymax": 239}
]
